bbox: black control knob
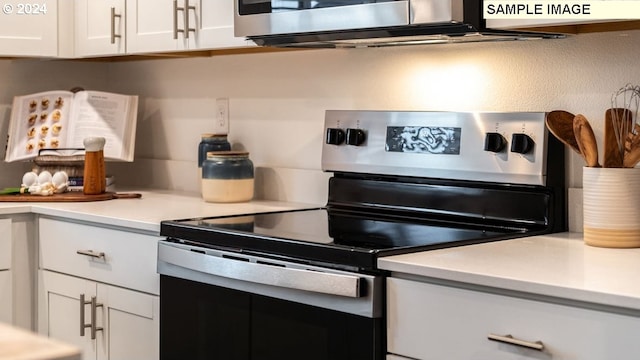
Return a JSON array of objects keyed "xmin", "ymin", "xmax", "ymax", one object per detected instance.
[
  {"xmin": 326, "ymin": 128, "xmax": 345, "ymax": 145},
  {"xmin": 484, "ymin": 132, "xmax": 507, "ymax": 153},
  {"xmin": 346, "ymin": 128, "xmax": 366, "ymax": 146},
  {"xmin": 510, "ymin": 133, "xmax": 534, "ymax": 154}
]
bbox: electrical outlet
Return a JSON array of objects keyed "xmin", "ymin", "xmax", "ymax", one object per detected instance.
[{"xmin": 214, "ymin": 98, "xmax": 229, "ymax": 134}]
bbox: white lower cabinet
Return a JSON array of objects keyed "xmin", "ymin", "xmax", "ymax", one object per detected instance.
[
  {"xmin": 0, "ymin": 270, "xmax": 11, "ymax": 324},
  {"xmin": 38, "ymin": 217, "xmax": 161, "ymax": 360},
  {"xmin": 39, "ymin": 270, "xmax": 159, "ymax": 360},
  {"xmin": 0, "ymin": 218, "xmax": 11, "ymax": 324},
  {"xmin": 387, "ymin": 277, "xmax": 640, "ymax": 360}
]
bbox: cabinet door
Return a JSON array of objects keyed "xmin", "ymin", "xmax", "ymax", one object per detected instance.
[
  {"xmin": 97, "ymin": 283, "xmax": 159, "ymax": 360},
  {"xmin": 40, "ymin": 270, "xmax": 97, "ymax": 360},
  {"xmin": 0, "ymin": 219, "xmax": 11, "ymax": 324},
  {"xmin": 0, "ymin": 218, "xmax": 10, "ymax": 270},
  {"xmin": 75, "ymin": 0, "xmax": 126, "ymax": 57},
  {"xmin": 0, "ymin": 0, "xmax": 59, "ymax": 57},
  {"xmin": 195, "ymin": 0, "xmax": 251, "ymax": 49},
  {"xmin": 0, "ymin": 270, "xmax": 11, "ymax": 324},
  {"xmin": 126, "ymin": 0, "xmax": 187, "ymax": 54},
  {"xmin": 40, "ymin": 270, "xmax": 160, "ymax": 360}
]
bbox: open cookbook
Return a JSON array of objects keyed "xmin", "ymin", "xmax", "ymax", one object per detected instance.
[{"xmin": 4, "ymin": 89, "xmax": 138, "ymax": 162}]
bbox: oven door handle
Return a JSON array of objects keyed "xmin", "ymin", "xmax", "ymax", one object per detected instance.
[{"xmin": 158, "ymin": 242, "xmax": 364, "ymax": 298}]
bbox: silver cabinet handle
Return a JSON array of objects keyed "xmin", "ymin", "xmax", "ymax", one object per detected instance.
[
  {"xmin": 183, "ymin": 0, "xmax": 196, "ymax": 39},
  {"xmin": 79, "ymin": 295, "xmax": 104, "ymax": 339},
  {"xmin": 80, "ymin": 294, "xmax": 91, "ymax": 337},
  {"xmin": 488, "ymin": 334, "xmax": 544, "ymax": 351},
  {"xmin": 90, "ymin": 296, "xmax": 104, "ymax": 340},
  {"xmin": 173, "ymin": 0, "xmax": 183, "ymax": 39},
  {"xmin": 76, "ymin": 250, "xmax": 105, "ymax": 259},
  {"xmin": 110, "ymin": 7, "xmax": 122, "ymax": 44}
]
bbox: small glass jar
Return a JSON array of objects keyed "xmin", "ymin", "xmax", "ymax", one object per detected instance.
[{"xmin": 201, "ymin": 151, "xmax": 254, "ymax": 203}]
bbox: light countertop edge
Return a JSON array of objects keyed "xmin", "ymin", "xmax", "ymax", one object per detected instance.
[
  {"xmin": 378, "ymin": 232, "xmax": 640, "ymax": 312},
  {"xmin": 0, "ymin": 322, "xmax": 80, "ymax": 360},
  {"xmin": 0, "ymin": 189, "xmax": 322, "ymax": 234}
]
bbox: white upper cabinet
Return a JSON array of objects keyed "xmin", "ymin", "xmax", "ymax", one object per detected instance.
[
  {"xmin": 196, "ymin": 0, "xmax": 249, "ymax": 49},
  {"xmin": 0, "ymin": 0, "xmax": 73, "ymax": 57},
  {"xmin": 126, "ymin": 0, "xmax": 187, "ymax": 53},
  {"xmin": 127, "ymin": 0, "xmax": 249, "ymax": 55},
  {"xmin": 75, "ymin": 0, "xmax": 126, "ymax": 57},
  {"xmin": 0, "ymin": 0, "xmax": 249, "ymax": 58}
]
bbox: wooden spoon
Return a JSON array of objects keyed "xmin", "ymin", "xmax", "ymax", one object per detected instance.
[
  {"xmin": 545, "ymin": 110, "xmax": 582, "ymax": 156},
  {"xmin": 624, "ymin": 124, "xmax": 640, "ymax": 168},
  {"xmin": 604, "ymin": 108, "xmax": 632, "ymax": 167},
  {"xmin": 573, "ymin": 114, "xmax": 600, "ymax": 167}
]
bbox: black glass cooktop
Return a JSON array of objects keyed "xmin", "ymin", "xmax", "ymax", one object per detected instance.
[{"xmin": 161, "ymin": 208, "xmax": 531, "ymax": 271}]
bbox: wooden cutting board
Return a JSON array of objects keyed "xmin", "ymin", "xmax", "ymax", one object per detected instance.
[{"xmin": 0, "ymin": 192, "xmax": 141, "ymax": 202}]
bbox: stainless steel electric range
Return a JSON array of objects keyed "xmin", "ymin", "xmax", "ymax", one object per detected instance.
[{"xmin": 158, "ymin": 110, "xmax": 566, "ymax": 360}]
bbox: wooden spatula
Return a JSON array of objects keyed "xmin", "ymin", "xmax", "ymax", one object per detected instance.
[
  {"xmin": 573, "ymin": 114, "xmax": 600, "ymax": 167},
  {"xmin": 604, "ymin": 108, "xmax": 632, "ymax": 167}
]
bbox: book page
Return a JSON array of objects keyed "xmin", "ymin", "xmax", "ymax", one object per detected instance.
[
  {"xmin": 66, "ymin": 91, "xmax": 137, "ymax": 161},
  {"xmin": 4, "ymin": 91, "xmax": 74, "ymax": 162}
]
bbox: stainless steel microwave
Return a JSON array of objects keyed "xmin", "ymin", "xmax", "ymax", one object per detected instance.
[{"xmin": 234, "ymin": 0, "xmax": 564, "ymax": 48}]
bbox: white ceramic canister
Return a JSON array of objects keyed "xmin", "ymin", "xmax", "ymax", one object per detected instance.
[
  {"xmin": 583, "ymin": 167, "xmax": 640, "ymax": 248},
  {"xmin": 201, "ymin": 151, "xmax": 254, "ymax": 203}
]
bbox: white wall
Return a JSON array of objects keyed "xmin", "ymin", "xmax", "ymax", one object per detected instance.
[{"xmin": 2, "ymin": 30, "xmax": 640, "ymax": 206}]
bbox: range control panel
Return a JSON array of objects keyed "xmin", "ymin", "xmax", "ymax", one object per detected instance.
[{"xmin": 321, "ymin": 110, "xmax": 551, "ymax": 186}]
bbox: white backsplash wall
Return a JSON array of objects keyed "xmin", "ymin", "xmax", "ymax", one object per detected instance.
[{"xmin": 104, "ymin": 29, "xmax": 640, "ymax": 206}]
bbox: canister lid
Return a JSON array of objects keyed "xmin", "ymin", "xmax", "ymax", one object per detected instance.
[
  {"xmin": 83, "ymin": 137, "xmax": 106, "ymax": 152},
  {"xmin": 201, "ymin": 133, "xmax": 228, "ymax": 138},
  {"xmin": 206, "ymin": 151, "xmax": 248, "ymax": 158}
]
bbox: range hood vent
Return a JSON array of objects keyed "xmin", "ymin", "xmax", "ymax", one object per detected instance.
[{"xmin": 249, "ymin": 24, "xmax": 565, "ymax": 49}]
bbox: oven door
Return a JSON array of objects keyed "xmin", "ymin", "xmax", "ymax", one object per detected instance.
[{"xmin": 158, "ymin": 240, "xmax": 384, "ymax": 360}]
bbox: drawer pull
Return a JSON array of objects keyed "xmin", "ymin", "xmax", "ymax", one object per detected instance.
[
  {"xmin": 488, "ymin": 334, "xmax": 544, "ymax": 351},
  {"xmin": 76, "ymin": 250, "xmax": 105, "ymax": 259}
]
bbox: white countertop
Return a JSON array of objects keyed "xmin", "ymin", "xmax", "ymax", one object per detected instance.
[
  {"xmin": 4, "ymin": 190, "xmax": 639, "ymax": 312},
  {"xmin": 0, "ymin": 189, "xmax": 321, "ymax": 234},
  {"xmin": 0, "ymin": 323, "xmax": 80, "ymax": 360},
  {"xmin": 379, "ymin": 232, "xmax": 640, "ymax": 311}
]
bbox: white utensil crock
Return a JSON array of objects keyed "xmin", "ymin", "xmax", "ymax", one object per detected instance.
[{"xmin": 583, "ymin": 167, "xmax": 640, "ymax": 248}]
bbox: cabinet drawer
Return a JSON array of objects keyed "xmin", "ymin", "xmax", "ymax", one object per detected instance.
[
  {"xmin": 0, "ymin": 218, "xmax": 11, "ymax": 270},
  {"xmin": 39, "ymin": 218, "xmax": 160, "ymax": 295},
  {"xmin": 387, "ymin": 277, "xmax": 640, "ymax": 360}
]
